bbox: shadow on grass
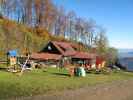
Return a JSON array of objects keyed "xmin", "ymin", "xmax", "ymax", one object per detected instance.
[
  {"xmin": 0, "ymin": 67, "xmax": 7, "ymax": 71},
  {"xmin": 52, "ymin": 72, "xmax": 70, "ymax": 77}
]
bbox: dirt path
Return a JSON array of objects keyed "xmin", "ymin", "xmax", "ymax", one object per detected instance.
[{"xmin": 13, "ymin": 79, "xmax": 133, "ymax": 100}]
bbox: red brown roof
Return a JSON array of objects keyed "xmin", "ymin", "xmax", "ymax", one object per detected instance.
[
  {"xmin": 50, "ymin": 41, "xmax": 96, "ymax": 59},
  {"xmin": 51, "ymin": 41, "xmax": 78, "ymax": 56},
  {"xmin": 31, "ymin": 53, "xmax": 62, "ymax": 61},
  {"xmin": 72, "ymin": 52, "xmax": 96, "ymax": 59},
  {"xmin": 52, "ymin": 41, "xmax": 96, "ymax": 59},
  {"xmin": 63, "ymin": 50, "xmax": 77, "ymax": 56},
  {"xmin": 52, "ymin": 41, "xmax": 74, "ymax": 50},
  {"xmin": 33, "ymin": 41, "xmax": 96, "ymax": 61}
]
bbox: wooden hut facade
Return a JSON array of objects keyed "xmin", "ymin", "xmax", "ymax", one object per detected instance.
[{"xmin": 31, "ymin": 41, "xmax": 96, "ymax": 67}]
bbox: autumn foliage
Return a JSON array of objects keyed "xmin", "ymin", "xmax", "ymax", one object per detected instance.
[{"xmin": 0, "ymin": 0, "xmax": 117, "ymax": 64}]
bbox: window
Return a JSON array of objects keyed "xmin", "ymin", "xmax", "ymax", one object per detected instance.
[{"xmin": 48, "ymin": 46, "xmax": 52, "ymax": 50}]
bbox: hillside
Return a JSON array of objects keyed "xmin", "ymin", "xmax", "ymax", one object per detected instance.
[
  {"xmin": 0, "ymin": 18, "xmax": 88, "ymax": 59},
  {"xmin": 0, "ymin": 18, "xmax": 49, "ymax": 57}
]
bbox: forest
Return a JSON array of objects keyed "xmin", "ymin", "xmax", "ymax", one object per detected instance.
[{"xmin": 0, "ymin": 0, "xmax": 117, "ymax": 64}]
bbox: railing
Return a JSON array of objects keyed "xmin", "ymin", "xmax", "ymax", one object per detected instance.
[{"xmin": 0, "ymin": 60, "xmax": 7, "ymax": 64}]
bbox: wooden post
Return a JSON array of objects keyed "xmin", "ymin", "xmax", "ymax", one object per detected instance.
[{"xmin": 19, "ymin": 55, "xmax": 30, "ymax": 76}]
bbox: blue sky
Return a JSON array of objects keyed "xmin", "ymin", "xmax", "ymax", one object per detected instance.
[{"xmin": 53, "ymin": 0, "xmax": 133, "ymax": 49}]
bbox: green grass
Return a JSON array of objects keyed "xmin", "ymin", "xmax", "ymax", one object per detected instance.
[{"xmin": 0, "ymin": 68, "xmax": 133, "ymax": 99}]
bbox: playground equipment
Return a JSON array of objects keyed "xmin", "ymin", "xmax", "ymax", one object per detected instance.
[
  {"xmin": 7, "ymin": 50, "xmax": 18, "ymax": 72},
  {"xmin": 19, "ymin": 54, "xmax": 30, "ymax": 76},
  {"xmin": 7, "ymin": 50, "xmax": 32, "ymax": 74}
]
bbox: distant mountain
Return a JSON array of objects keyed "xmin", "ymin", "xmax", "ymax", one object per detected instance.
[
  {"xmin": 128, "ymin": 52, "xmax": 133, "ymax": 54},
  {"xmin": 118, "ymin": 49, "xmax": 133, "ymax": 71},
  {"xmin": 118, "ymin": 49, "xmax": 133, "ymax": 58},
  {"xmin": 118, "ymin": 48, "xmax": 133, "ymax": 53}
]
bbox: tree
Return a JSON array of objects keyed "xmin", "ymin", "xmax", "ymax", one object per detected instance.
[
  {"xmin": 83, "ymin": 19, "xmax": 96, "ymax": 46},
  {"xmin": 54, "ymin": 6, "xmax": 67, "ymax": 36},
  {"xmin": 75, "ymin": 17, "xmax": 84, "ymax": 41},
  {"xmin": 66, "ymin": 11, "xmax": 76, "ymax": 40},
  {"xmin": 94, "ymin": 27, "xmax": 109, "ymax": 56},
  {"xmin": 106, "ymin": 47, "xmax": 118, "ymax": 66}
]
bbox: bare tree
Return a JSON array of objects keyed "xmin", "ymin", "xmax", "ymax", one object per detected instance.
[
  {"xmin": 67, "ymin": 11, "xmax": 76, "ymax": 39},
  {"xmin": 94, "ymin": 26, "xmax": 108, "ymax": 56}
]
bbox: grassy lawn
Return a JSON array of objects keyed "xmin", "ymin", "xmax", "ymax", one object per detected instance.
[{"xmin": 0, "ymin": 68, "xmax": 133, "ymax": 99}]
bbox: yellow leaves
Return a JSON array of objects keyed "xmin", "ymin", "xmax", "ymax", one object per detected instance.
[
  {"xmin": 2, "ymin": 19, "xmax": 17, "ymax": 31},
  {"xmin": 34, "ymin": 26, "xmax": 50, "ymax": 38}
]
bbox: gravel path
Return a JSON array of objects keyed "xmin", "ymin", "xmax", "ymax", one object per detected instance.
[{"xmin": 13, "ymin": 79, "xmax": 133, "ymax": 100}]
